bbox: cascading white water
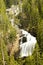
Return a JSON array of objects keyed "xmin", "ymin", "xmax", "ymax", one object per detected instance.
[{"xmin": 19, "ymin": 29, "xmax": 37, "ymax": 58}]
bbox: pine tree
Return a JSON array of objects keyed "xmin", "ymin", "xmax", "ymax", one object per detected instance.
[{"xmin": 0, "ymin": 0, "xmax": 17, "ymax": 65}]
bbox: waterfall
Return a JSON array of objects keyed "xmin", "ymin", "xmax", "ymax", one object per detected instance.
[{"xmin": 19, "ymin": 29, "xmax": 37, "ymax": 58}]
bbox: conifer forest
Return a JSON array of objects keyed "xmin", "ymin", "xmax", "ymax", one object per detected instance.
[{"xmin": 0, "ymin": 0, "xmax": 43, "ymax": 65}]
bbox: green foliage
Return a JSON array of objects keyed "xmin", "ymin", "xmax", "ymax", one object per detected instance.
[
  {"xmin": 4, "ymin": 0, "xmax": 20, "ymax": 7},
  {"xmin": 0, "ymin": 0, "xmax": 17, "ymax": 44},
  {"xmin": 37, "ymin": 19, "xmax": 43, "ymax": 52},
  {"xmin": 0, "ymin": 0, "xmax": 17, "ymax": 65},
  {"xmin": 7, "ymin": 27, "xmax": 16, "ymax": 43},
  {"xmin": 0, "ymin": 0, "xmax": 43, "ymax": 65},
  {"xmin": 10, "ymin": 55, "xmax": 20, "ymax": 65},
  {"xmin": 17, "ymin": 0, "xmax": 43, "ymax": 64},
  {"xmin": 18, "ymin": 0, "xmax": 43, "ymax": 53}
]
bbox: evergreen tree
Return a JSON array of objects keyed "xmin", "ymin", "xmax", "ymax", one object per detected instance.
[
  {"xmin": 0, "ymin": 0, "xmax": 17, "ymax": 65},
  {"xmin": 0, "ymin": 0, "xmax": 43, "ymax": 65}
]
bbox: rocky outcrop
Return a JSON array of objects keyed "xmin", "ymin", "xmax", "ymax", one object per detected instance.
[{"xmin": 10, "ymin": 34, "xmax": 20, "ymax": 56}]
